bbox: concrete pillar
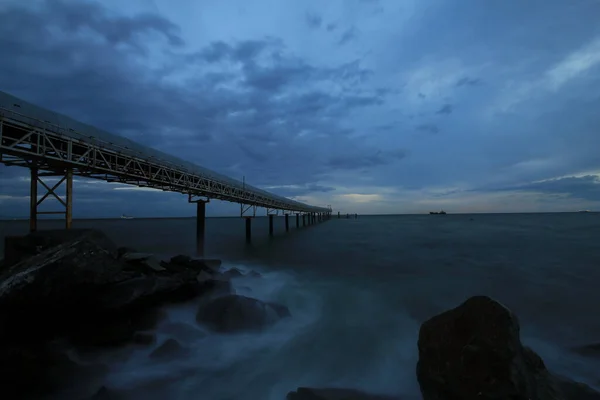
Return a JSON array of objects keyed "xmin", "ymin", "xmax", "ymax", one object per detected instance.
[
  {"xmin": 269, "ymin": 214, "xmax": 274, "ymax": 236},
  {"xmin": 29, "ymin": 167, "xmax": 38, "ymax": 232},
  {"xmin": 296, "ymin": 213, "xmax": 300, "ymax": 228},
  {"xmin": 66, "ymin": 168, "xmax": 73, "ymax": 230},
  {"xmin": 245, "ymin": 217, "xmax": 252, "ymax": 243},
  {"xmin": 196, "ymin": 201, "xmax": 206, "ymax": 256},
  {"xmin": 347, "ymin": 213, "xmax": 349, "ymax": 219},
  {"xmin": 302, "ymin": 214, "xmax": 306, "ymax": 226},
  {"xmin": 285, "ymin": 214, "xmax": 289, "ymax": 232},
  {"xmin": 355, "ymin": 213, "xmax": 358, "ymax": 219},
  {"xmin": 337, "ymin": 211, "xmax": 340, "ymax": 219}
]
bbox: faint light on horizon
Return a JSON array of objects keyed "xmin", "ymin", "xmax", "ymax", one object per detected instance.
[{"xmin": 338, "ymin": 193, "xmax": 382, "ymax": 203}]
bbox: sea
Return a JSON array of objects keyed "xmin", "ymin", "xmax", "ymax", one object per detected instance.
[{"xmin": 1, "ymin": 213, "xmax": 599, "ymax": 399}]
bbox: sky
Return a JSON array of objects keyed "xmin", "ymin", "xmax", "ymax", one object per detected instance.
[{"xmin": 1, "ymin": 0, "xmax": 600, "ymax": 218}]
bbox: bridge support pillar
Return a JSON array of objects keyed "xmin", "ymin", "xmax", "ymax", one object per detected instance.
[
  {"xmin": 269, "ymin": 214, "xmax": 274, "ymax": 236},
  {"xmin": 29, "ymin": 167, "xmax": 74, "ymax": 232},
  {"xmin": 195, "ymin": 201, "xmax": 207, "ymax": 256},
  {"xmin": 302, "ymin": 214, "xmax": 306, "ymax": 227},
  {"xmin": 285, "ymin": 214, "xmax": 289, "ymax": 232},
  {"xmin": 296, "ymin": 213, "xmax": 300, "ymax": 228},
  {"xmin": 189, "ymin": 196, "xmax": 209, "ymax": 257},
  {"xmin": 29, "ymin": 167, "xmax": 38, "ymax": 232},
  {"xmin": 338, "ymin": 211, "xmax": 340, "ymax": 219},
  {"xmin": 245, "ymin": 217, "xmax": 252, "ymax": 243}
]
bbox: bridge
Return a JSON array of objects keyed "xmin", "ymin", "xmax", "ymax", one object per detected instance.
[{"xmin": 0, "ymin": 91, "xmax": 332, "ymax": 255}]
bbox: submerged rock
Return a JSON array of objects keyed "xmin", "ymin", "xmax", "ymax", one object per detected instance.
[
  {"xmin": 196, "ymin": 294, "xmax": 290, "ymax": 333},
  {"xmin": 416, "ymin": 295, "xmax": 600, "ymax": 400},
  {"xmin": 149, "ymin": 338, "xmax": 188, "ymax": 360},
  {"xmin": 286, "ymin": 387, "xmax": 401, "ymax": 400}
]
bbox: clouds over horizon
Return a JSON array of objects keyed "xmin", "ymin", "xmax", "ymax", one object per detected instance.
[{"xmin": 1, "ymin": 0, "xmax": 600, "ymax": 217}]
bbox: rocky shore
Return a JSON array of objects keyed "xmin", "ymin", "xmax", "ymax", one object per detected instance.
[{"xmin": 0, "ymin": 229, "xmax": 598, "ymax": 400}]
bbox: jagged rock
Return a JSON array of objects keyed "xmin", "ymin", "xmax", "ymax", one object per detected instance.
[
  {"xmin": 196, "ymin": 294, "xmax": 290, "ymax": 333},
  {"xmin": 3, "ymin": 229, "xmax": 119, "ymax": 267},
  {"xmin": 161, "ymin": 322, "xmax": 207, "ymax": 342},
  {"xmin": 287, "ymin": 387, "xmax": 400, "ymax": 400},
  {"xmin": 572, "ymin": 342, "xmax": 600, "ymax": 358},
  {"xmin": 149, "ymin": 338, "xmax": 188, "ymax": 360},
  {"xmin": 133, "ymin": 332, "xmax": 156, "ymax": 346},
  {"xmin": 220, "ymin": 267, "xmax": 244, "ymax": 280},
  {"xmin": 416, "ymin": 295, "xmax": 600, "ymax": 400},
  {"xmin": 116, "ymin": 247, "xmax": 137, "ymax": 259},
  {"xmin": 197, "ymin": 270, "xmax": 212, "ymax": 283},
  {"xmin": 121, "ymin": 253, "xmax": 166, "ymax": 272}
]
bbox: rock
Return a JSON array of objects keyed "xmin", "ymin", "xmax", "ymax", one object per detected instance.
[
  {"xmin": 161, "ymin": 322, "xmax": 207, "ymax": 342},
  {"xmin": 166, "ymin": 255, "xmax": 221, "ymax": 274},
  {"xmin": 572, "ymin": 342, "xmax": 600, "ymax": 358},
  {"xmin": 220, "ymin": 267, "xmax": 244, "ymax": 280},
  {"xmin": 133, "ymin": 332, "xmax": 156, "ymax": 346},
  {"xmin": 0, "ymin": 231, "xmax": 130, "ymax": 341},
  {"xmin": 248, "ymin": 270, "xmax": 262, "ymax": 278},
  {"xmin": 416, "ymin": 295, "xmax": 600, "ymax": 400},
  {"xmin": 196, "ymin": 294, "xmax": 290, "ymax": 333},
  {"xmin": 149, "ymin": 338, "xmax": 188, "ymax": 360},
  {"xmin": 197, "ymin": 270, "xmax": 212, "ymax": 283},
  {"xmin": 287, "ymin": 388, "xmax": 401, "ymax": 400},
  {"xmin": 3, "ymin": 229, "xmax": 119, "ymax": 267},
  {"xmin": 117, "ymin": 247, "xmax": 137, "ymax": 259},
  {"xmin": 121, "ymin": 253, "xmax": 166, "ymax": 272}
]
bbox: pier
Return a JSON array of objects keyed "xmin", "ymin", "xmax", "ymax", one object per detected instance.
[{"xmin": 0, "ymin": 91, "xmax": 332, "ymax": 256}]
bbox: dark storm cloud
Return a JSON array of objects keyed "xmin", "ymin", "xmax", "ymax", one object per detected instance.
[
  {"xmin": 490, "ymin": 175, "xmax": 600, "ymax": 202},
  {"xmin": 305, "ymin": 13, "xmax": 322, "ymax": 29},
  {"xmin": 436, "ymin": 104, "xmax": 454, "ymax": 115},
  {"xmin": 416, "ymin": 124, "xmax": 439, "ymax": 134}
]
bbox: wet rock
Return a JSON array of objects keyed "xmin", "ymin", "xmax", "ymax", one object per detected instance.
[
  {"xmin": 167, "ymin": 255, "xmax": 221, "ymax": 273},
  {"xmin": 196, "ymin": 294, "xmax": 290, "ymax": 333},
  {"xmin": 248, "ymin": 270, "xmax": 262, "ymax": 278},
  {"xmin": 121, "ymin": 253, "xmax": 166, "ymax": 272},
  {"xmin": 3, "ymin": 229, "xmax": 119, "ymax": 267},
  {"xmin": 161, "ymin": 322, "xmax": 207, "ymax": 342},
  {"xmin": 286, "ymin": 387, "xmax": 400, "ymax": 400},
  {"xmin": 133, "ymin": 332, "xmax": 156, "ymax": 346},
  {"xmin": 149, "ymin": 338, "xmax": 188, "ymax": 360},
  {"xmin": 572, "ymin": 342, "xmax": 600, "ymax": 358},
  {"xmin": 197, "ymin": 270, "xmax": 212, "ymax": 283},
  {"xmin": 416, "ymin": 295, "xmax": 600, "ymax": 400},
  {"xmin": 87, "ymin": 386, "xmax": 126, "ymax": 400},
  {"xmin": 117, "ymin": 247, "xmax": 137, "ymax": 259},
  {"xmin": 220, "ymin": 267, "xmax": 244, "ymax": 280}
]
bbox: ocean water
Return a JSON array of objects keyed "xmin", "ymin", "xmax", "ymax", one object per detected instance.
[{"xmin": 1, "ymin": 213, "xmax": 600, "ymax": 399}]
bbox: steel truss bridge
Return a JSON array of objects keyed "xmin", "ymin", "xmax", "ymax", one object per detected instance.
[{"xmin": 0, "ymin": 91, "xmax": 332, "ymax": 254}]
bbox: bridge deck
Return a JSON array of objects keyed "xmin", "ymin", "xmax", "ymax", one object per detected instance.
[{"xmin": 0, "ymin": 91, "xmax": 330, "ymax": 214}]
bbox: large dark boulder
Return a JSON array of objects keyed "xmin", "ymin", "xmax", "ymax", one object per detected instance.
[
  {"xmin": 196, "ymin": 294, "xmax": 290, "ymax": 333},
  {"xmin": 287, "ymin": 387, "xmax": 400, "ymax": 400},
  {"xmin": 416, "ymin": 295, "xmax": 600, "ymax": 400}
]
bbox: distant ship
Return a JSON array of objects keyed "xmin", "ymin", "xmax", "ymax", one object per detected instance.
[
  {"xmin": 578, "ymin": 210, "xmax": 591, "ymax": 213},
  {"xmin": 429, "ymin": 210, "xmax": 447, "ymax": 215},
  {"xmin": 120, "ymin": 214, "xmax": 134, "ymax": 219}
]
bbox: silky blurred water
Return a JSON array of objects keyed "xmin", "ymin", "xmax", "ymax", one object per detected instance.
[{"xmin": 1, "ymin": 213, "xmax": 599, "ymax": 399}]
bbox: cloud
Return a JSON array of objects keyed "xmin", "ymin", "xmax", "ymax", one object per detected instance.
[
  {"xmin": 489, "ymin": 175, "xmax": 600, "ymax": 202},
  {"xmin": 305, "ymin": 12, "xmax": 322, "ymax": 29},
  {"xmin": 436, "ymin": 104, "xmax": 453, "ymax": 115},
  {"xmin": 415, "ymin": 124, "xmax": 439, "ymax": 134},
  {"xmin": 456, "ymin": 77, "xmax": 481, "ymax": 87},
  {"xmin": 2, "ymin": 0, "xmax": 600, "ymax": 216},
  {"xmin": 338, "ymin": 27, "xmax": 359, "ymax": 46}
]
